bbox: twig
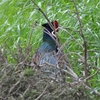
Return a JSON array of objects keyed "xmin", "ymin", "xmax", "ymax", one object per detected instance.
[
  {"xmin": 28, "ymin": 21, "xmax": 38, "ymax": 46},
  {"xmin": 68, "ymin": 68, "xmax": 100, "ymax": 96},
  {"xmin": 14, "ymin": 21, "xmax": 38, "ymax": 71},
  {"xmin": 14, "ymin": 54, "xmax": 29, "ymax": 71},
  {"xmin": 31, "ymin": 0, "xmax": 51, "ymax": 28},
  {"xmin": 31, "ymin": 0, "xmax": 59, "ymax": 46},
  {"xmin": 44, "ymin": 28, "xmax": 58, "ymax": 43},
  {"xmin": 59, "ymin": 26, "xmax": 83, "ymax": 50},
  {"xmin": 70, "ymin": 68, "xmax": 100, "ymax": 85},
  {"xmin": 0, "ymin": 97, "xmax": 4, "ymax": 100},
  {"xmin": 58, "ymin": 89, "xmax": 66, "ymax": 96},
  {"xmin": 0, "ymin": 69, "xmax": 12, "ymax": 84},
  {"xmin": 35, "ymin": 84, "xmax": 48, "ymax": 100},
  {"xmin": 22, "ymin": 85, "xmax": 30, "ymax": 98},
  {"xmin": 84, "ymin": 84, "xmax": 100, "ymax": 96},
  {"xmin": 8, "ymin": 74, "xmax": 24, "ymax": 94},
  {"xmin": 72, "ymin": 0, "xmax": 88, "ymax": 78},
  {"xmin": 84, "ymin": 68, "xmax": 100, "ymax": 81},
  {"xmin": 62, "ymin": 69, "xmax": 79, "ymax": 80}
]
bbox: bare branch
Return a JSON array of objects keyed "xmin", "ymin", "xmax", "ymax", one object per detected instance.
[
  {"xmin": 35, "ymin": 84, "xmax": 48, "ymax": 100},
  {"xmin": 31, "ymin": 0, "xmax": 60, "ymax": 46},
  {"xmin": 84, "ymin": 68, "xmax": 100, "ymax": 81},
  {"xmin": 72, "ymin": 0, "xmax": 88, "ymax": 78},
  {"xmin": 84, "ymin": 84, "xmax": 100, "ymax": 96},
  {"xmin": 8, "ymin": 74, "xmax": 24, "ymax": 94},
  {"xmin": 59, "ymin": 26, "xmax": 83, "ymax": 50}
]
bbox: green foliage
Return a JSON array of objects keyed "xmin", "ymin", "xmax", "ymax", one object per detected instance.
[
  {"xmin": 0, "ymin": 0, "xmax": 100, "ymax": 99},
  {"xmin": 23, "ymin": 67, "xmax": 35, "ymax": 76},
  {"xmin": 24, "ymin": 89, "xmax": 40, "ymax": 99}
]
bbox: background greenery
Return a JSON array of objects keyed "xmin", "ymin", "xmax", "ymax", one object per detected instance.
[{"xmin": 0, "ymin": 0, "xmax": 100, "ymax": 99}]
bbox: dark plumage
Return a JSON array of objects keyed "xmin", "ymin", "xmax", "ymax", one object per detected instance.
[
  {"xmin": 31, "ymin": 20, "xmax": 68, "ymax": 81},
  {"xmin": 42, "ymin": 20, "xmax": 59, "ymax": 52}
]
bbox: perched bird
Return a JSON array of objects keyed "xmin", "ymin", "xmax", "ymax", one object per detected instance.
[{"xmin": 31, "ymin": 20, "xmax": 71, "ymax": 81}]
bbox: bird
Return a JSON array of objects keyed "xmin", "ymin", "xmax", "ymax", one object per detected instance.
[{"xmin": 30, "ymin": 20, "xmax": 71, "ymax": 81}]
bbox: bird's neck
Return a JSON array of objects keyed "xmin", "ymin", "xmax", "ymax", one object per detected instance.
[
  {"xmin": 43, "ymin": 29, "xmax": 56, "ymax": 43},
  {"xmin": 42, "ymin": 30, "xmax": 58, "ymax": 51}
]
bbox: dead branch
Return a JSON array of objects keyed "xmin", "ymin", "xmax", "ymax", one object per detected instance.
[
  {"xmin": 14, "ymin": 54, "xmax": 30, "ymax": 71},
  {"xmin": 59, "ymin": 26, "xmax": 83, "ymax": 50},
  {"xmin": 84, "ymin": 84, "xmax": 100, "ymax": 96},
  {"xmin": 35, "ymin": 83, "xmax": 49, "ymax": 100},
  {"xmin": 72, "ymin": 0, "xmax": 88, "ymax": 78},
  {"xmin": 22, "ymin": 85, "xmax": 30, "ymax": 98},
  {"xmin": 31, "ymin": 0, "xmax": 60, "ymax": 46},
  {"xmin": 84, "ymin": 68, "xmax": 100, "ymax": 81},
  {"xmin": 8, "ymin": 74, "xmax": 24, "ymax": 94}
]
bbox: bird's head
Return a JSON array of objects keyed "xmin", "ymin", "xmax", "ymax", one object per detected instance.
[
  {"xmin": 42, "ymin": 20, "xmax": 59, "ymax": 33},
  {"xmin": 42, "ymin": 20, "xmax": 59, "ymax": 42}
]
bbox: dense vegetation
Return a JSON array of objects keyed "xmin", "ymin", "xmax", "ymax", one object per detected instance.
[{"xmin": 0, "ymin": 0, "xmax": 100, "ymax": 99}]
